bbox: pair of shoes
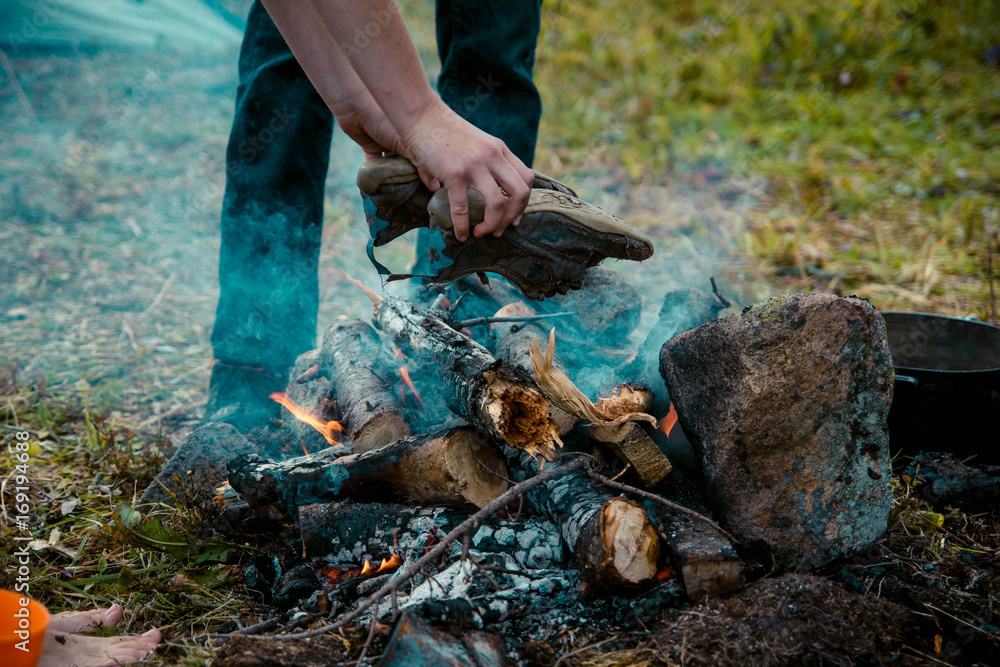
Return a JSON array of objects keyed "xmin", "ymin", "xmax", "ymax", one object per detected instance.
[
  {"xmin": 357, "ymin": 156, "xmax": 654, "ymax": 300},
  {"xmin": 202, "ymin": 363, "xmax": 287, "ymax": 433}
]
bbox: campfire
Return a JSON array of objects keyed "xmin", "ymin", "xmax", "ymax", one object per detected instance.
[{"xmin": 200, "ymin": 268, "xmax": 896, "ymax": 661}]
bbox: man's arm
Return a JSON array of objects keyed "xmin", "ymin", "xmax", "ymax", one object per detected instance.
[{"xmin": 260, "ymin": 0, "xmax": 533, "ymax": 240}]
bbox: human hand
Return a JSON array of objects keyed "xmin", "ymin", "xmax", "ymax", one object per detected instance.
[
  {"xmin": 400, "ymin": 101, "xmax": 534, "ymax": 242},
  {"xmin": 334, "ymin": 95, "xmax": 408, "ymax": 161}
]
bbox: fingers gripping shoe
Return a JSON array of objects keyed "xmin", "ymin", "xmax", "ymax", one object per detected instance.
[
  {"xmin": 357, "ymin": 155, "xmax": 578, "ymax": 248},
  {"xmin": 425, "ymin": 188, "xmax": 654, "ymax": 300}
]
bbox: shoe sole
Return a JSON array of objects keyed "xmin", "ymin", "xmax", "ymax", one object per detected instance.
[{"xmin": 426, "ymin": 188, "xmax": 654, "ymax": 300}]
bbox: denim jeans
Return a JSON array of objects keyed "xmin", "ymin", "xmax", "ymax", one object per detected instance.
[{"xmin": 211, "ymin": 0, "xmax": 543, "ymax": 371}]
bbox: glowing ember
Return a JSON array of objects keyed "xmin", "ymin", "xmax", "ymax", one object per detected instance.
[
  {"xmin": 656, "ymin": 564, "xmax": 675, "ymax": 580},
  {"xmin": 269, "ymin": 392, "xmax": 343, "ymax": 445},
  {"xmin": 658, "ymin": 403, "xmax": 679, "ymax": 438}
]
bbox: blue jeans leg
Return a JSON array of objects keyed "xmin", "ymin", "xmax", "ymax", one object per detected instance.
[{"xmin": 210, "ymin": 1, "xmax": 334, "ymax": 371}]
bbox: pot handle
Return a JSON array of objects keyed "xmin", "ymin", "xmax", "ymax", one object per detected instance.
[{"xmin": 895, "ymin": 374, "xmax": 919, "ymax": 388}]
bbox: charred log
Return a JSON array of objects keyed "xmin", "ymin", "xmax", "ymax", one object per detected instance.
[
  {"xmin": 490, "ymin": 301, "xmax": 575, "ymax": 438},
  {"xmin": 319, "ymin": 319, "xmax": 411, "ymax": 453},
  {"xmin": 229, "ymin": 426, "xmax": 509, "ymax": 511},
  {"xmin": 356, "ymin": 283, "xmax": 557, "ymax": 460}
]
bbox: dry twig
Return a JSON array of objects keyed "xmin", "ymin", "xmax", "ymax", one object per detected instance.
[{"xmin": 586, "ymin": 468, "xmax": 739, "ymax": 544}]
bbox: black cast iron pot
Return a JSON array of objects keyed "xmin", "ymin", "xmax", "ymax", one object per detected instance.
[{"xmin": 883, "ymin": 312, "xmax": 1000, "ymax": 466}]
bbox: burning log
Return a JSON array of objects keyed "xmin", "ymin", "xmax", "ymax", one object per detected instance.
[
  {"xmin": 229, "ymin": 426, "xmax": 509, "ymax": 510},
  {"xmin": 318, "ymin": 319, "xmax": 411, "ymax": 453},
  {"xmin": 511, "ymin": 453, "xmax": 661, "ymax": 595},
  {"xmin": 281, "ymin": 350, "xmax": 338, "ymax": 453},
  {"xmin": 347, "ymin": 273, "xmax": 558, "ymax": 460},
  {"xmin": 526, "ymin": 331, "xmax": 670, "ymax": 486},
  {"xmin": 490, "ymin": 301, "xmax": 575, "ymax": 438}
]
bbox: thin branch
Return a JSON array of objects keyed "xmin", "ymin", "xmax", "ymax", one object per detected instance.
[
  {"xmin": 196, "ymin": 456, "xmax": 591, "ymax": 644},
  {"xmin": 446, "ymin": 290, "xmax": 468, "ymax": 316},
  {"xmin": 586, "ymin": 469, "xmax": 739, "ymax": 545},
  {"xmin": 455, "ymin": 312, "xmax": 574, "ymax": 329},
  {"xmin": 343, "ymin": 271, "xmax": 384, "ymax": 308},
  {"xmin": 355, "ymin": 598, "xmax": 380, "ymax": 666}
]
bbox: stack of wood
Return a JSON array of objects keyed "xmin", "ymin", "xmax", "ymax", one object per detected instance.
[{"xmin": 226, "ymin": 271, "xmax": 742, "ymax": 599}]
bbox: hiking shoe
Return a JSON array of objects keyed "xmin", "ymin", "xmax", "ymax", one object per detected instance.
[
  {"xmin": 357, "ymin": 155, "xmax": 577, "ymax": 247},
  {"xmin": 424, "ymin": 188, "xmax": 654, "ymax": 300},
  {"xmin": 202, "ymin": 363, "xmax": 287, "ymax": 433}
]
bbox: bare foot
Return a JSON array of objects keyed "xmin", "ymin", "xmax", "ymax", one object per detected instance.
[
  {"xmin": 47, "ymin": 604, "xmax": 123, "ymax": 633},
  {"xmin": 40, "ymin": 628, "xmax": 161, "ymax": 667}
]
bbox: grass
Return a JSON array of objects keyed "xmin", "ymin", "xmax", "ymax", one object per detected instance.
[
  {"xmin": 1, "ymin": 0, "xmax": 998, "ymax": 664},
  {"xmin": 534, "ymin": 0, "xmax": 1000, "ymax": 318}
]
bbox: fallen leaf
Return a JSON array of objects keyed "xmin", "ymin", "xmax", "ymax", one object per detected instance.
[{"xmin": 60, "ymin": 497, "xmax": 79, "ymax": 516}]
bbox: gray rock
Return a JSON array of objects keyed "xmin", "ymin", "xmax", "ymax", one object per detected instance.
[
  {"xmin": 660, "ymin": 293, "xmax": 894, "ymax": 570},
  {"xmin": 140, "ymin": 422, "xmax": 256, "ymax": 507}
]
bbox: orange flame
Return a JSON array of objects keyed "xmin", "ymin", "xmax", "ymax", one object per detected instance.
[
  {"xmin": 399, "ymin": 366, "xmax": 425, "ymax": 407},
  {"xmin": 377, "ymin": 553, "xmax": 403, "ymax": 573},
  {"xmin": 391, "ymin": 345, "xmax": 424, "ymax": 407},
  {"xmin": 658, "ymin": 403, "xmax": 678, "ymax": 438},
  {"xmin": 656, "ymin": 564, "xmax": 675, "ymax": 580},
  {"xmin": 269, "ymin": 392, "xmax": 343, "ymax": 445},
  {"xmin": 324, "ymin": 553, "xmax": 403, "ymax": 584}
]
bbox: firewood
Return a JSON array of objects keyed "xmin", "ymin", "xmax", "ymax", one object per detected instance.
[
  {"xmin": 524, "ymin": 330, "xmax": 669, "ymax": 485},
  {"xmin": 590, "ymin": 422, "xmax": 672, "ymax": 487},
  {"xmin": 347, "ymin": 274, "xmax": 557, "ymax": 460},
  {"xmin": 512, "ymin": 453, "xmax": 661, "ymax": 594},
  {"xmin": 573, "ymin": 497, "xmax": 662, "ymax": 594},
  {"xmin": 318, "ymin": 319, "xmax": 411, "ymax": 453},
  {"xmin": 228, "ymin": 426, "xmax": 509, "ymax": 510},
  {"xmin": 643, "ymin": 469, "xmax": 744, "ymax": 598},
  {"xmin": 490, "ymin": 301, "xmax": 575, "ymax": 438}
]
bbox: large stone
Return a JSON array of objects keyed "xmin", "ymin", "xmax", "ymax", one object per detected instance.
[
  {"xmin": 659, "ymin": 293, "xmax": 894, "ymax": 570},
  {"xmin": 140, "ymin": 422, "xmax": 256, "ymax": 507}
]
